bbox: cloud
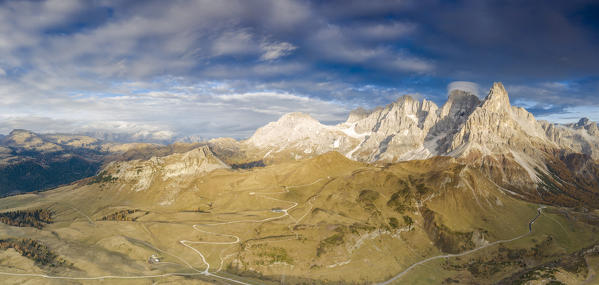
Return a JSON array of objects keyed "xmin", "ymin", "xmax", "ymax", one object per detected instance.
[
  {"xmin": 448, "ymin": 81, "xmax": 481, "ymax": 97},
  {"xmin": 260, "ymin": 41, "xmax": 297, "ymax": 61},
  {"xmin": 0, "ymin": 116, "xmax": 78, "ymax": 134},
  {"xmin": 408, "ymin": 0, "xmax": 599, "ymax": 79},
  {"xmin": 351, "ymin": 21, "xmax": 416, "ymax": 41},
  {"xmin": 0, "ymin": 115, "xmax": 177, "ymax": 143},
  {"xmin": 308, "ymin": 25, "xmax": 433, "ymax": 72},
  {"xmin": 0, "ymin": 0, "xmax": 597, "ymax": 141},
  {"xmin": 212, "ymin": 29, "xmax": 257, "ymax": 57},
  {"xmin": 77, "ymin": 121, "xmax": 177, "ymax": 143},
  {"xmin": 0, "ymin": 78, "xmax": 352, "ymax": 140},
  {"xmin": 507, "ymin": 79, "xmax": 599, "ymax": 106},
  {"xmin": 536, "ymin": 105, "xmax": 599, "ymax": 124},
  {"xmin": 388, "ymin": 56, "xmax": 433, "ymax": 73}
]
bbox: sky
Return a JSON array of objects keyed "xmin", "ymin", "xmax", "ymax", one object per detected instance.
[{"xmin": 0, "ymin": 0, "xmax": 598, "ymax": 142}]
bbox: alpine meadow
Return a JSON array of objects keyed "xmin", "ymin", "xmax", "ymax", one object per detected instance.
[{"xmin": 1, "ymin": 1, "xmax": 599, "ymax": 284}]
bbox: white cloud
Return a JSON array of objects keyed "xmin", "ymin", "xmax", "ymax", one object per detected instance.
[
  {"xmin": 310, "ymin": 25, "xmax": 433, "ymax": 72},
  {"xmin": 388, "ymin": 56, "xmax": 433, "ymax": 73},
  {"xmin": 507, "ymin": 81, "xmax": 588, "ymax": 106},
  {"xmin": 0, "ymin": 116, "xmax": 77, "ymax": 134},
  {"xmin": 448, "ymin": 81, "xmax": 481, "ymax": 97},
  {"xmin": 260, "ymin": 41, "xmax": 297, "ymax": 61},
  {"xmin": 0, "ymin": 79, "xmax": 351, "ymax": 140},
  {"xmin": 352, "ymin": 21, "xmax": 416, "ymax": 41},
  {"xmin": 218, "ymin": 92, "xmax": 310, "ymax": 102},
  {"xmin": 76, "ymin": 121, "xmax": 176, "ymax": 142},
  {"xmin": 536, "ymin": 105, "xmax": 599, "ymax": 124},
  {"xmin": 0, "ymin": 0, "xmax": 444, "ymax": 141},
  {"xmin": 265, "ymin": 0, "xmax": 312, "ymax": 30},
  {"xmin": 212, "ymin": 29, "xmax": 257, "ymax": 57}
]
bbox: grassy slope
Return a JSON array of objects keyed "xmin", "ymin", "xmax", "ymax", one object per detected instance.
[{"xmin": 0, "ymin": 152, "xmax": 597, "ymax": 284}]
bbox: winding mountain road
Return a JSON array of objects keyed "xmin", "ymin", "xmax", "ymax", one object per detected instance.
[
  {"xmin": 0, "ymin": 177, "xmax": 326, "ymax": 284},
  {"xmin": 0, "ymin": 182, "xmax": 547, "ymax": 285},
  {"xmin": 377, "ymin": 206, "xmax": 545, "ymax": 285},
  {"xmin": 180, "ymin": 188, "xmax": 299, "ymax": 281}
]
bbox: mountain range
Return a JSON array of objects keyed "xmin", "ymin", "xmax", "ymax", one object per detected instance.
[
  {"xmin": 240, "ymin": 82, "xmax": 597, "ymax": 162},
  {"xmin": 0, "ymin": 129, "xmax": 203, "ymax": 196},
  {"xmin": 0, "ymin": 83, "xmax": 598, "ymax": 284},
  {"xmin": 206, "ymin": 82, "xmax": 599, "ymax": 208}
]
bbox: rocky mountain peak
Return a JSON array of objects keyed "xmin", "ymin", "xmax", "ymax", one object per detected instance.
[
  {"xmin": 6, "ymin": 129, "xmax": 39, "ymax": 143},
  {"xmin": 346, "ymin": 107, "xmax": 370, "ymax": 123},
  {"xmin": 185, "ymin": 145, "xmax": 214, "ymax": 159},
  {"xmin": 243, "ymin": 81, "xmax": 599, "ymax": 165},
  {"xmin": 8, "ymin": 129, "xmax": 36, "ymax": 136},
  {"xmin": 563, "ymin": 117, "xmax": 599, "ymax": 137},
  {"xmin": 391, "ymin": 95, "xmax": 422, "ymax": 111},
  {"xmin": 441, "ymin": 89, "xmax": 481, "ymax": 119},
  {"xmin": 447, "ymin": 89, "xmax": 480, "ymax": 104},
  {"xmin": 395, "ymin": 94, "xmax": 415, "ymax": 103},
  {"xmin": 481, "ymin": 82, "xmax": 510, "ymax": 113},
  {"xmin": 576, "ymin": 117, "xmax": 591, "ymax": 127},
  {"xmin": 105, "ymin": 145, "xmax": 229, "ymax": 193},
  {"xmin": 3, "ymin": 129, "xmax": 63, "ymax": 152},
  {"xmin": 246, "ymin": 111, "xmax": 336, "ymax": 149},
  {"xmin": 276, "ymin": 112, "xmax": 318, "ymax": 125}
]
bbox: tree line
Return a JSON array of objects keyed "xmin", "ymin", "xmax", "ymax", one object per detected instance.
[
  {"xmin": 0, "ymin": 238, "xmax": 66, "ymax": 267},
  {"xmin": 0, "ymin": 209, "xmax": 53, "ymax": 229}
]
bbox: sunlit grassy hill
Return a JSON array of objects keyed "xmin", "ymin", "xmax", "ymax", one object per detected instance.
[{"xmin": 0, "ymin": 150, "xmax": 597, "ymax": 284}]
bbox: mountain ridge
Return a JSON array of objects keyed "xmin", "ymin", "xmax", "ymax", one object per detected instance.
[
  {"xmin": 2, "ymin": 82, "xmax": 598, "ymax": 207},
  {"xmin": 1, "ymin": 84, "xmax": 599, "ymax": 284},
  {"xmin": 228, "ymin": 82, "xmax": 599, "ymax": 207},
  {"xmin": 242, "ymin": 82, "xmax": 598, "ymax": 163}
]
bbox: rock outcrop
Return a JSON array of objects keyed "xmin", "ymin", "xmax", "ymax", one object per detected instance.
[
  {"xmin": 106, "ymin": 145, "xmax": 229, "ymax": 192},
  {"xmin": 246, "ymin": 82, "xmax": 599, "ymax": 163},
  {"xmin": 242, "ymin": 82, "xmax": 599, "ymax": 206},
  {"xmin": 245, "ymin": 112, "xmax": 360, "ymax": 161}
]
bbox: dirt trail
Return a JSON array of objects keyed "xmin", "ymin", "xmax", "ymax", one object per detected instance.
[{"xmin": 377, "ymin": 207, "xmax": 544, "ymax": 285}]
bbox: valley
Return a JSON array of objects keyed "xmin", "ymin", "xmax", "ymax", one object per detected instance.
[
  {"xmin": 0, "ymin": 152, "xmax": 598, "ymax": 284},
  {"xmin": 0, "ymin": 84, "xmax": 598, "ymax": 284},
  {"xmin": 2, "ymin": 0, "xmax": 598, "ymax": 283}
]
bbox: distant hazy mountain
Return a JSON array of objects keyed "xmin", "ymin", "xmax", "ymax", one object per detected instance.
[
  {"xmin": 4, "ymin": 82, "xmax": 596, "ymax": 206},
  {"xmin": 78, "ymin": 130, "xmax": 175, "ymax": 144},
  {"xmin": 174, "ymin": 134, "xmax": 204, "ymax": 143},
  {"xmin": 0, "ymin": 130, "xmax": 202, "ymax": 196},
  {"xmin": 0, "ymin": 130, "xmax": 106, "ymax": 196},
  {"xmin": 2, "ymin": 83, "xmax": 599, "ymax": 284}
]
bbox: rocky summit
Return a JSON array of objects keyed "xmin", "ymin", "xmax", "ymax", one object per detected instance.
[
  {"xmin": 223, "ymin": 83, "xmax": 599, "ymax": 208},
  {"xmin": 244, "ymin": 82, "xmax": 599, "ymax": 163},
  {"xmin": 1, "ymin": 83, "xmax": 598, "ymax": 285},
  {"xmin": 2, "ymin": 2, "xmax": 597, "ymax": 284}
]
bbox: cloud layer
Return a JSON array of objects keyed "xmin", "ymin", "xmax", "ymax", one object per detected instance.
[{"xmin": 0, "ymin": 0, "xmax": 597, "ymax": 141}]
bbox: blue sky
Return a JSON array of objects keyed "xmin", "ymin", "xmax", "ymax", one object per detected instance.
[{"xmin": 0, "ymin": 0, "xmax": 597, "ymax": 141}]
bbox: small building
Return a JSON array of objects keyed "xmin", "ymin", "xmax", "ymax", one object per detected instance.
[
  {"xmin": 271, "ymin": 207, "xmax": 284, "ymax": 213},
  {"xmin": 148, "ymin": 254, "xmax": 160, "ymax": 264}
]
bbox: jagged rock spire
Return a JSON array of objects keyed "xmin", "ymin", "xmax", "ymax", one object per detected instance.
[
  {"xmin": 244, "ymin": 80, "xmax": 599, "ymax": 163},
  {"xmin": 481, "ymin": 82, "xmax": 510, "ymax": 112}
]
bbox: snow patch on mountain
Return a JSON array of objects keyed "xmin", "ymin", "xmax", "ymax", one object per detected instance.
[{"xmin": 244, "ymin": 82, "xmax": 599, "ymax": 165}]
